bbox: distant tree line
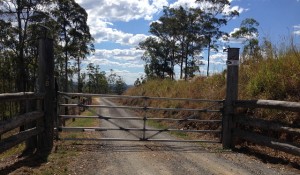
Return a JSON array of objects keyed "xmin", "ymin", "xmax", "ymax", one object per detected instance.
[
  {"xmin": 138, "ymin": 0, "xmax": 260, "ymax": 82},
  {"xmin": 0, "ymin": 0, "xmax": 126, "ymax": 95}
]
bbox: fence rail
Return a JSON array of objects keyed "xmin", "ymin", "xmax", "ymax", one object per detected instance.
[
  {"xmin": 233, "ymin": 100, "xmax": 300, "ymax": 157},
  {"xmin": 0, "ymin": 92, "xmax": 44, "ymax": 102},
  {"xmin": 0, "ymin": 92, "xmax": 45, "ymax": 154},
  {"xmin": 235, "ymin": 100, "xmax": 300, "ymax": 112}
]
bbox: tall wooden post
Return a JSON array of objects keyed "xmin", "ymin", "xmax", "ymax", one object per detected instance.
[
  {"xmin": 222, "ymin": 48, "xmax": 240, "ymax": 149},
  {"xmin": 37, "ymin": 38, "xmax": 55, "ymax": 152}
]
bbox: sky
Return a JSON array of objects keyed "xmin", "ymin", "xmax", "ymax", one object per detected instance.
[{"xmin": 74, "ymin": 0, "xmax": 300, "ymax": 85}]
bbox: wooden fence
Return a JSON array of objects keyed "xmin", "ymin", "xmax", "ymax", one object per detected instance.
[
  {"xmin": 233, "ymin": 100, "xmax": 300, "ymax": 156},
  {"xmin": 0, "ymin": 37, "xmax": 55, "ymax": 154},
  {"xmin": 222, "ymin": 48, "xmax": 300, "ymax": 157},
  {"xmin": 0, "ymin": 92, "xmax": 44, "ymax": 153}
]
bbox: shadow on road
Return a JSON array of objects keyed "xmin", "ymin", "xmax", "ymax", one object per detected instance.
[
  {"xmin": 0, "ymin": 151, "xmax": 50, "ymax": 175},
  {"xmin": 58, "ymin": 142, "xmax": 229, "ymax": 154}
]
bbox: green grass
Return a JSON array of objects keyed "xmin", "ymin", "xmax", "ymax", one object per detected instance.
[
  {"xmin": 147, "ymin": 119, "xmax": 189, "ymax": 139},
  {"xmin": 66, "ymin": 110, "xmax": 97, "ymax": 127}
]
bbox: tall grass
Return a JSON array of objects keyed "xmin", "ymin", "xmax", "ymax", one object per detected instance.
[
  {"xmin": 240, "ymin": 41, "xmax": 300, "ymax": 100},
  {"xmin": 124, "ymin": 39, "xmax": 300, "ymax": 126}
]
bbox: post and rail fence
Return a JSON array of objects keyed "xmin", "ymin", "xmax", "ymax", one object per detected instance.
[
  {"xmin": 0, "ymin": 46, "xmax": 299, "ymax": 157},
  {"xmin": 0, "ymin": 37, "xmax": 55, "ymax": 154},
  {"xmin": 222, "ymin": 48, "xmax": 300, "ymax": 156}
]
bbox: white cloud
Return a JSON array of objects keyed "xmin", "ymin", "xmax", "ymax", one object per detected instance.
[
  {"xmin": 170, "ymin": 0, "xmax": 245, "ymax": 16},
  {"xmin": 223, "ymin": 5, "xmax": 245, "ymax": 15},
  {"xmin": 92, "ymin": 26, "xmax": 148, "ymax": 46},
  {"xmin": 170, "ymin": 0, "xmax": 200, "ymax": 8},
  {"xmin": 82, "ymin": 48, "xmax": 145, "ymax": 70},
  {"xmin": 93, "ymin": 48, "xmax": 144, "ymax": 61},
  {"xmin": 75, "ymin": 0, "xmax": 161, "ymax": 46},
  {"xmin": 210, "ymin": 52, "xmax": 227, "ymax": 61},
  {"xmin": 76, "ymin": 0, "xmax": 168, "ymax": 22},
  {"xmin": 294, "ymin": 25, "xmax": 300, "ymax": 35}
]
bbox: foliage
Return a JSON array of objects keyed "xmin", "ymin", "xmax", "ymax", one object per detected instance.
[
  {"xmin": 107, "ymin": 69, "xmax": 127, "ymax": 95},
  {"xmin": 85, "ymin": 63, "xmax": 108, "ymax": 94},
  {"xmin": 52, "ymin": 0, "xmax": 94, "ymax": 92},
  {"xmin": 0, "ymin": 0, "xmax": 95, "ymax": 94},
  {"xmin": 139, "ymin": 1, "xmax": 239, "ymax": 80},
  {"xmin": 139, "ymin": 6, "xmax": 206, "ymax": 80},
  {"xmin": 230, "ymin": 18, "xmax": 260, "ymax": 60}
]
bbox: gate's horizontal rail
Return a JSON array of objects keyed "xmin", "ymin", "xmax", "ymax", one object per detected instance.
[
  {"xmin": 59, "ymin": 104, "xmax": 221, "ymax": 112},
  {"xmin": 59, "ymin": 127, "xmax": 221, "ymax": 133},
  {"xmin": 60, "ymin": 137, "xmax": 221, "ymax": 143},
  {"xmin": 59, "ymin": 92, "xmax": 224, "ymax": 103},
  {"xmin": 60, "ymin": 115, "xmax": 222, "ymax": 123}
]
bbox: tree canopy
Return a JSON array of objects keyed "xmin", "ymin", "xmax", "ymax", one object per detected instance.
[
  {"xmin": 0, "ymin": 0, "xmax": 97, "ymax": 94},
  {"xmin": 139, "ymin": 0, "xmax": 240, "ymax": 80}
]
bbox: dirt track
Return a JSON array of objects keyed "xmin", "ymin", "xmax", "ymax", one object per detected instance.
[{"xmin": 66, "ymin": 98, "xmax": 299, "ymax": 175}]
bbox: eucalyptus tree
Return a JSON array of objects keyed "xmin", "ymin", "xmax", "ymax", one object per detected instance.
[
  {"xmin": 52, "ymin": 0, "xmax": 94, "ymax": 93},
  {"xmin": 147, "ymin": 7, "xmax": 179, "ymax": 80},
  {"xmin": 230, "ymin": 18, "xmax": 260, "ymax": 59},
  {"xmin": 196, "ymin": 0, "xmax": 239, "ymax": 76},
  {"xmin": 107, "ymin": 69, "xmax": 126, "ymax": 94},
  {"xmin": 139, "ymin": 36, "xmax": 172, "ymax": 79},
  {"xmin": 86, "ymin": 63, "xmax": 108, "ymax": 94},
  {"xmin": 0, "ymin": 20, "xmax": 18, "ymax": 92},
  {"xmin": 114, "ymin": 77, "xmax": 127, "ymax": 95},
  {"xmin": 0, "ymin": 0, "xmax": 52, "ymax": 92},
  {"xmin": 140, "ymin": 6, "xmax": 205, "ymax": 80}
]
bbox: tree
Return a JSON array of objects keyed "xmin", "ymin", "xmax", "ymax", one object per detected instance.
[
  {"xmin": 107, "ymin": 69, "xmax": 127, "ymax": 94},
  {"xmin": 230, "ymin": 18, "xmax": 260, "ymax": 60},
  {"xmin": 139, "ymin": 6, "xmax": 206, "ymax": 80},
  {"xmin": 196, "ymin": 0, "xmax": 239, "ymax": 76},
  {"xmin": 52, "ymin": 0, "xmax": 94, "ymax": 93},
  {"xmin": 139, "ymin": 37, "xmax": 172, "ymax": 79},
  {"xmin": 0, "ymin": 20, "xmax": 18, "ymax": 92},
  {"xmin": 0, "ymin": 0, "xmax": 51, "ymax": 92},
  {"xmin": 86, "ymin": 63, "xmax": 108, "ymax": 94},
  {"xmin": 114, "ymin": 77, "xmax": 127, "ymax": 95}
]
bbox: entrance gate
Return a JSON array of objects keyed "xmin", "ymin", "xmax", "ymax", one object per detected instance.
[{"xmin": 57, "ymin": 92, "xmax": 224, "ymax": 143}]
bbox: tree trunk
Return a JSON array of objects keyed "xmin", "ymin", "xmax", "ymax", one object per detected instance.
[{"xmin": 207, "ymin": 42, "xmax": 211, "ymax": 77}]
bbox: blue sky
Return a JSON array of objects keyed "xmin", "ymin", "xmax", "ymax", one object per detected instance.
[{"xmin": 75, "ymin": 0, "xmax": 300, "ymax": 85}]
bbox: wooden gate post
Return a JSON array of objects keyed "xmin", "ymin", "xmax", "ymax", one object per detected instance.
[
  {"xmin": 222, "ymin": 48, "xmax": 240, "ymax": 149},
  {"xmin": 37, "ymin": 37, "xmax": 55, "ymax": 152}
]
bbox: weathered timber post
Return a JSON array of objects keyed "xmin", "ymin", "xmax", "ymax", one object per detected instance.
[
  {"xmin": 24, "ymin": 99, "xmax": 37, "ymax": 151},
  {"xmin": 222, "ymin": 48, "xmax": 240, "ymax": 149},
  {"xmin": 37, "ymin": 37, "xmax": 55, "ymax": 152}
]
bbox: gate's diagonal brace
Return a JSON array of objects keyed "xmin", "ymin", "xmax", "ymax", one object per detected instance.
[
  {"xmin": 145, "ymin": 129, "xmax": 169, "ymax": 140},
  {"xmin": 80, "ymin": 102, "xmax": 142, "ymax": 139}
]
